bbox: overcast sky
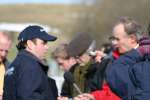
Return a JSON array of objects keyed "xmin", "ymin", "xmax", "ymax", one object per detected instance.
[{"xmin": 0, "ymin": 0, "xmax": 81, "ymax": 4}]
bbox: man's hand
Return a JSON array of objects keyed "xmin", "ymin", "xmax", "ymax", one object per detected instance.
[
  {"xmin": 74, "ymin": 93, "xmax": 95, "ymax": 100},
  {"xmin": 57, "ymin": 96, "xmax": 69, "ymax": 100},
  {"xmin": 94, "ymin": 50, "xmax": 107, "ymax": 63}
]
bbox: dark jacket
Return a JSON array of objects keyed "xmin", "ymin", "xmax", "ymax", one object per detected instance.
[
  {"xmin": 129, "ymin": 54, "xmax": 150, "ymax": 100},
  {"xmin": 106, "ymin": 49, "xmax": 142, "ymax": 100},
  {"xmin": 3, "ymin": 50, "xmax": 57, "ymax": 100},
  {"xmin": 87, "ymin": 58, "xmax": 111, "ymax": 92},
  {"xmin": 48, "ymin": 78, "xmax": 58, "ymax": 99},
  {"xmin": 61, "ymin": 62, "xmax": 92, "ymax": 97},
  {"xmin": 88, "ymin": 50, "xmax": 120, "ymax": 92},
  {"xmin": 60, "ymin": 64, "xmax": 77, "ymax": 98}
]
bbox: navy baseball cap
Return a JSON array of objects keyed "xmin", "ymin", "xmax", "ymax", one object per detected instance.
[{"xmin": 18, "ymin": 25, "xmax": 57, "ymax": 41}]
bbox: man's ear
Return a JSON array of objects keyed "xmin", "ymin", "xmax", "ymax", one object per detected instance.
[
  {"xmin": 129, "ymin": 34, "xmax": 137, "ymax": 43},
  {"xmin": 26, "ymin": 40, "xmax": 34, "ymax": 50}
]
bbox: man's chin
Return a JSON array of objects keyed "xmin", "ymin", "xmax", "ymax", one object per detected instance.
[
  {"xmin": 118, "ymin": 49, "xmax": 127, "ymax": 54},
  {"xmin": 0, "ymin": 59, "xmax": 3, "ymax": 63}
]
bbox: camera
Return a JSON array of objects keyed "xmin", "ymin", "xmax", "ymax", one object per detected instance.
[{"xmin": 88, "ymin": 51, "xmax": 96, "ymax": 56}]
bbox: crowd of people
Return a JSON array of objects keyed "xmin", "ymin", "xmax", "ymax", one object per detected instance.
[{"xmin": 0, "ymin": 16, "xmax": 150, "ymax": 100}]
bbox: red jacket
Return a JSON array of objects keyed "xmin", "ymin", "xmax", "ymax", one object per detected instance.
[{"xmin": 91, "ymin": 83, "xmax": 121, "ymax": 100}]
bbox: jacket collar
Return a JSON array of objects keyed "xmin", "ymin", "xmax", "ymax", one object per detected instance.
[
  {"xmin": 18, "ymin": 50, "xmax": 47, "ymax": 67},
  {"xmin": 18, "ymin": 50, "xmax": 49, "ymax": 74}
]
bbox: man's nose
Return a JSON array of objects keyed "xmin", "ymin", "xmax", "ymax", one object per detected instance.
[{"xmin": 45, "ymin": 45, "xmax": 49, "ymax": 50}]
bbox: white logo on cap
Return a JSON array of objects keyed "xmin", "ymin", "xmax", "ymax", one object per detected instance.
[{"xmin": 40, "ymin": 29, "xmax": 45, "ymax": 32}]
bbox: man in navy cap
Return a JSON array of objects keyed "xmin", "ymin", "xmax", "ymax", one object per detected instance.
[{"xmin": 3, "ymin": 25, "xmax": 57, "ymax": 100}]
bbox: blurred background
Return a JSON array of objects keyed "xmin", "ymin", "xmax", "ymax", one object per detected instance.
[
  {"xmin": 0, "ymin": 0, "xmax": 150, "ymax": 94},
  {"xmin": 0, "ymin": 0, "xmax": 150, "ymax": 59}
]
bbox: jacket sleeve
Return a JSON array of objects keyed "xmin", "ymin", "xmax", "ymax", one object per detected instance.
[
  {"xmin": 128, "ymin": 57, "xmax": 150, "ymax": 100},
  {"xmin": 16, "ymin": 61, "xmax": 45, "ymax": 100},
  {"xmin": 48, "ymin": 78, "xmax": 58, "ymax": 99},
  {"xmin": 60, "ymin": 81, "xmax": 73, "ymax": 98},
  {"xmin": 89, "ymin": 59, "xmax": 110, "ymax": 92}
]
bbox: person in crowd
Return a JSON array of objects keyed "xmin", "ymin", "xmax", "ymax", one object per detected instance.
[
  {"xmin": 126, "ymin": 34, "xmax": 150, "ymax": 100},
  {"xmin": 74, "ymin": 16, "xmax": 142, "ymax": 100},
  {"xmin": 102, "ymin": 33, "xmax": 150, "ymax": 100},
  {"xmin": 3, "ymin": 25, "xmax": 58, "ymax": 100},
  {"xmin": 53, "ymin": 32, "xmax": 100, "ymax": 99},
  {"xmin": 74, "ymin": 44, "xmax": 121, "ymax": 100},
  {"xmin": 52, "ymin": 43, "xmax": 77, "ymax": 72},
  {"xmin": 106, "ymin": 16, "xmax": 142, "ymax": 100},
  {"xmin": 105, "ymin": 30, "xmax": 150, "ymax": 100},
  {"xmin": 53, "ymin": 33, "xmax": 91, "ymax": 98},
  {"xmin": 91, "ymin": 30, "xmax": 150, "ymax": 100},
  {"xmin": 69, "ymin": 39, "xmax": 99, "ymax": 94},
  {"xmin": 52, "ymin": 43, "xmax": 78, "ymax": 100},
  {"xmin": 0, "ymin": 31, "xmax": 12, "ymax": 100}
]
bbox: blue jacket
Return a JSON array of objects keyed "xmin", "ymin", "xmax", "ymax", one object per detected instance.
[
  {"xmin": 3, "ymin": 50, "xmax": 56, "ymax": 100},
  {"xmin": 129, "ymin": 54, "xmax": 150, "ymax": 100},
  {"xmin": 106, "ymin": 49, "xmax": 142, "ymax": 100}
]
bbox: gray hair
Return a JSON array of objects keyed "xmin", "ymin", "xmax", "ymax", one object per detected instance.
[{"xmin": 116, "ymin": 16, "xmax": 142, "ymax": 40}]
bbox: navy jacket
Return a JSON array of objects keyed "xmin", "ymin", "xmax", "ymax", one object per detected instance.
[
  {"xmin": 106, "ymin": 49, "xmax": 142, "ymax": 100},
  {"xmin": 129, "ymin": 55, "xmax": 150, "ymax": 100},
  {"xmin": 3, "ymin": 50, "xmax": 57, "ymax": 100}
]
